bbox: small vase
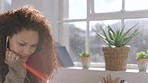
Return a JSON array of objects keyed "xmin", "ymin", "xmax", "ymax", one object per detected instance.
[
  {"xmin": 80, "ymin": 57, "xmax": 90, "ymax": 69},
  {"xmin": 137, "ymin": 63, "xmax": 148, "ymax": 72},
  {"xmin": 136, "ymin": 59, "xmax": 148, "ymax": 72}
]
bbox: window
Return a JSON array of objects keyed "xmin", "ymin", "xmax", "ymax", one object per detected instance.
[
  {"xmin": 63, "ymin": 22, "xmax": 87, "ymax": 62},
  {"xmin": 58, "ymin": 0, "xmax": 148, "ymax": 67},
  {"xmin": 125, "ymin": 0, "xmax": 148, "ymax": 11},
  {"xmin": 94, "ymin": 0, "xmax": 122, "ymax": 13},
  {"xmin": 0, "ymin": 0, "xmax": 12, "ymax": 12},
  {"xmin": 63, "ymin": 0, "xmax": 87, "ymax": 19}
]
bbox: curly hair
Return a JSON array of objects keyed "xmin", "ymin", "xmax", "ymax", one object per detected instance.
[{"xmin": 0, "ymin": 5, "xmax": 59, "ymax": 83}]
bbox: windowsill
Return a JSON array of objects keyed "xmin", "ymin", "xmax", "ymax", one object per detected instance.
[
  {"xmin": 66, "ymin": 62, "xmax": 148, "ymax": 73},
  {"xmin": 66, "ymin": 67, "xmax": 146, "ymax": 73},
  {"xmin": 72, "ymin": 62, "xmax": 142, "ymax": 73},
  {"xmin": 73, "ymin": 62, "xmax": 138, "ymax": 68}
]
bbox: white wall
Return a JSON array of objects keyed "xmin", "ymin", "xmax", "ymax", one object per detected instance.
[
  {"xmin": 11, "ymin": 0, "xmax": 43, "ymax": 11},
  {"xmin": 51, "ymin": 68, "xmax": 148, "ymax": 83},
  {"xmin": 11, "ymin": 0, "xmax": 59, "ymax": 41}
]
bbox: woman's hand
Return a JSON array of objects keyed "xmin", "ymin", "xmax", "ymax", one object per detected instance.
[{"xmin": 5, "ymin": 49, "xmax": 20, "ymax": 63}]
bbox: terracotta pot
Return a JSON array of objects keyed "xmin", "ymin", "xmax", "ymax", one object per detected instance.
[
  {"xmin": 136, "ymin": 59, "xmax": 148, "ymax": 72},
  {"xmin": 80, "ymin": 57, "xmax": 91, "ymax": 69}
]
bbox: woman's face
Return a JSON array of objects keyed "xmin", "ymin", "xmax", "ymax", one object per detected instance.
[{"xmin": 8, "ymin": 29, "xmax": 39, "ymax": 62}]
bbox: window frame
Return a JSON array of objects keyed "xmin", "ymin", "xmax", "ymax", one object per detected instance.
[{"xmin": 57, "ymin": 0, "xmax": 148, "ymax": 69}]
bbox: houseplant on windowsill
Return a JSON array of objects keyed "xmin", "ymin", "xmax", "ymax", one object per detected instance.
[
  {"xmin": 136, "ymin": 51, "xmax": 148, "ymax": 72},
  {"xmin": 79, "ymin": 52, "xmax": 91, "ymax": 69},
  {"xmin": 93, "ymin": 24, "xmax": 139, "ymax": 71}
]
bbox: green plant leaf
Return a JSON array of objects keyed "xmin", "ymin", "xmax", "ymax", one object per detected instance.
[
  {"xmin": 79, "ymin": 52, "xmax": 90, "ymax": 57},
  {"xmin": 93, "ymin": 24, "xmax": 139, "ymax": 47},
  {"xmin": 136, "ymin": 51, "xmax": 148, "ymax": 59}
]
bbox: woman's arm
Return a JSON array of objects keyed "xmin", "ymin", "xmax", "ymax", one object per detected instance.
[{"xmin": 4, "ymin": 59, "xmax": 26, "ymax": 83}]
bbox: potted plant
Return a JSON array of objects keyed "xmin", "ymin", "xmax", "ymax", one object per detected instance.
[
  {"xmin": 79, "ymin": 52, "xmax": 91, "ymax": 69},
  {"xmin": 136, "ymin": 51, "xmax": 148, "ymax": 72},
  {"xmin": 93, "ymin": 24, "xmax": 139, "ymax": 71}
]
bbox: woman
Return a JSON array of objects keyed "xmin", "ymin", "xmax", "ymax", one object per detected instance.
[{"xmin": 0, "ymin": 5, "xmax": 59, "ymax": 83}]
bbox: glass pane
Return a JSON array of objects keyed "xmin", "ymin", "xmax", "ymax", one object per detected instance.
[
  {"xmin": 125, "ymin": 18, "xmax": 148, "ymax": 64},
  {"xmin": 2, "ymin": 0, "xmax": 11, "ymax": 12},
  {"xmin": 125, "ymin": 0, "xmax": 148, "ymax": 11},
  {"xmin": 63, "ymin": 22, "xmax": 86, "ymax": 62},
  {"xmin": 94, "ymin": 0, "xmax": 122, "ymax": 13},
  {"xmin": 90, "ymin": 20, "xmax": 121, "ymax": 63},
  {"xmin": 63, "ymin": 0, "xmax": 86, "ymax": 19}
]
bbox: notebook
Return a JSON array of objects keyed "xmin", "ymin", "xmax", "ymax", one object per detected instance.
[{"xmin": 56, "ymin": 43, "xmax": 74, "ymax": 67}]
